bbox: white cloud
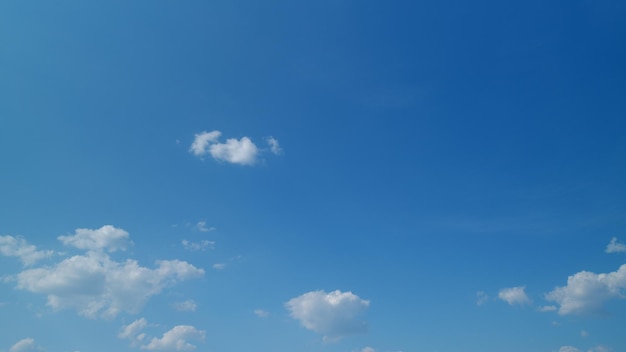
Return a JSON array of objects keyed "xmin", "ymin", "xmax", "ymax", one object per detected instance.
[
  {"xmin": 267, "ymin": 136, "xmax": 282, "ymax": 155},
  {"xmin": 254, "ymin": 309, "xmax": 269, "ymax": 318},
  {"xmin": 142, "ymin": 325, "xmax": 205, "ymax": 351},
  {"xmin": 173, "ymin": 300, "xmax": 197, "ymax": 312},
  {"xmin": 119, "ymin": 318, "xmax": 148, "ymax": 346},
  {"xmin": 606, "ymin": 237, "xmax": 626, "ymax": 254},
  {"xmin": 209, "ymin": 136, "xmax": 258, "ymax": 165},
  {"xmin": 9, "ymin": 338, "xmax": 41, "ymax": 352},
  {"xmin": 212, "ymin": 263, "xmax": 226, "ymax": 270},
  {"xmin": 189, "ymin": 131, "xmax": 221, "ymax": 156},
  {"xmin": 0, "ymin": 235, "xmax": 53, "ymax": 266},
  {"xmin": 15, "ymin": 249, "xmax": 204, "ymax": 318},
  {"xmin": 476, "ymin": 291, "xmax": 489, "ymax": 305},
  {"xmin": 58, "ymin": 225, "xmax": 131, "ymax": 253},
  {"xmin": 181, "ymin": 240, "xmax": 214, "ymax": 252},
  {"xmin": 360, "ymin": 347, "xmax": 375, "ymax": 352},
  {"xmin": 559, "ymin": 346, "xmax": 581, "ymax": 352},
  {"xmin": 545, "ymin": 264, "xmax": 626, "ymax": 315},
  {"xmin": 539, "ymin": 305, "xmax": 558, "ymax": 312},
  {"xmin": 194, "ymin": 221, "xmax": 215, "ymax": 233},
  {"xmin": 498, "ymin": 286, "xmax": 531, "ymax": 305},
  {"xmin": 189, "ymin": 130, "xmax": 258, "ymax": 165},
  {"xmin": 587, "ymin": 345, "xmax": 610, "ymax": 352},
  {"xmin": 285, "ymin": 290, "xmax": 370, "ymax": 340}
]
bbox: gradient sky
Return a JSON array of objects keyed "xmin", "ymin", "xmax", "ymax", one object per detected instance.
[{"xmin": 1, "ymin": 1, "xmax": 626, "ymax": 352}]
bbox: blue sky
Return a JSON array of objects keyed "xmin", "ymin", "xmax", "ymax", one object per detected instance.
[{"xmin": 1, "ymin": 1, "xmax": 626, "ymax": 352}]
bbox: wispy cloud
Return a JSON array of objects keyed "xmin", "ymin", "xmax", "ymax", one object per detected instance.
[
  {"xmin": 173, "ymin": 300, "xmax": 197, "ymax": 312},
  {"xmin": 9, "ymin": 338, "xmax": 42, "ymax": 352},
  {"xmin": 267, "ymin": 136, "xmax": 282, "ymax": 155},
  {"xmin": 606, "ymin": 237, "xmax": 626, "ymax": 254},
  {"xmin": 476, "ymin": 291, "xmax": 489, "ymax": 306},
  {"xmin": 182, "ymin": 240, "xmax": 214, "ymax": 252},
  {"xmin": 254, "ymin": 309, "xmax": 269, "ymax": 318}
]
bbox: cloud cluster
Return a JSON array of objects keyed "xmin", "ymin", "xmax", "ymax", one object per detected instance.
[
  {"xmin": 189, "ymin": 130, "xmax": 280, "ymax": 165},
  {"xmin": 498, "ymin": 286, "xmax": 531, "ymax": 306},
  {"xmin": 545, "ymin": 264, "xmax": 626, "ymax": 316},
  {"xmin": 285, "ymin": 290, "xmax": 370, "ymax": 340},
  {"xmin": 0, "ymin": 235, "xmax": 53, "ymax": 266},
  {"xmin": 181, "ymin": 240, "xmax": 214, "ymax": 252},
  {"xmin": 120, "ymin": 319, "xmax": 205, "ymax": 351},
  {"xmin": 10, "ymin": 226, "xmax": 204, "ymax": 319}
]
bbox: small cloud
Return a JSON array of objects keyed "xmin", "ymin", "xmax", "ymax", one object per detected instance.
[
  {"xmin": 254, "ymin": 309, "xmax": 269, "ymax": 318},
  {"xmin": 587, "ymin": 345, "xmax": 610, "ymax": 352},
  {"xmin": 173, "ymin": 300, "xmax": 197, "ymax": 312},
  {"xmin": 0, "ymin": 235, "xmax": 54, "ymax": 266},
  {"xmin": 212, "ymin": 263, "xmax": 226, "ymax": 270},
  {"xmin": 552, "ymin": 321, "xmax": 562, "ymax": 327},
  {"xmin": 605, "ymin": 237, "xmax": 626, "ymax": 254},
  {"xmin": 267, "ymin": 137, "xmax": 282, "ymax": 155},
  {"xmin": 9, "ymin": 338, "xmax": 42, "ymax": 352},
  {"xmin": 181, "ymin": 240, "xmax": 214, "ymax": 252},
  {"xmin": 195, "ymin": 221, "xmax": 215, "ymax": 233},
  {"xmin": 58, "ymin": 225, "xmax": 132, "ymax": 253},
  {"xmin": 476, "ymin": 291, "xmax": 489, "ymax": 306},
  {"xmin": 539, "ymin": 305, "xmax": 558, "ymax": 312},
  {"xmin": 285, "ymin": 289, "xmax": 370, "ymax": 341},
  {"xmin": 142, "ymin": 325, "xmax": 205, "ymax": 351},
  {"xmin": 189, "ymin": 131, "xmax": 221, "ymax": 157},
  {"xmin": 360, "ymin": 347, "xmax": 375, "ymax": 352},
  {"xmin": 498, "ymin": 286, "xmax": 531, "ymax": 306},
  {"xmin": 559, "ymin": 346, "xmax": 581, "ymax": 352},
  {"xmin": 580, "ymin": 330, "xmax": 589, "ymax": 338},
  {"xmin": 119, "ymin": 318, "xmax": 148, "ymax": 346}
]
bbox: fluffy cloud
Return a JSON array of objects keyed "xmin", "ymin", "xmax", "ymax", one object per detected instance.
[
  {"xmin": 58, "ymin": 225, "xmax": 131, "ymax": 252},
  {"xmin": 285, "ymin": 290, "xmax": 370, "ymax": 340},
  {"xmin": 194, "ymin": 221, "xmax": 215, "ymax": 233},
  {"xmin": 545, "ymin": 264, "xmax": 626, "ymax": 316},
  {"xmin": 0, "ymin": 235, "xmax": 53, "ymax": 266},
  {"xmin": 181, "ymin": 240, "xmax": 214, "ymax": 252},
  {"xmin": 173, "ymin": 300, "xmax": 197, "ymax": 312},
  {"xmin": 498, "ymin": 286, "xmax": 531, "ymax": 305},
  {"xmin": 15, "ymin": 240, "xmax": 204, "ymax": 318},
  {"xmin": 9, "ymin": 338, "xmax": 41, "ymax": 352},
  {"xmin": 142, "ymin": 325, "xmax": 206, "ymax": 351},
  {"xmin": 606, "ymin": 237, "xmax": 626, "ymax": 254},
  {"xmin": 189, "ymin": 130, "xmax": 281, "ymax": 166}
]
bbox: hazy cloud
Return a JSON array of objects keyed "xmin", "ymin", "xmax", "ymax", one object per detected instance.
[
  {"xmin": 267, "ymin": 137, "xmax": 282, "ymax": 155},
  {"xmin": 254, "ymin": 309, "xmax": 269, "ymax": 318},
  {"xmin": 173, "ymin": 300, "xmax": 197, "ymax": 312},
  {"xmin": 9, "ymin": 338, "xmax": 41, "ymax": 352}
]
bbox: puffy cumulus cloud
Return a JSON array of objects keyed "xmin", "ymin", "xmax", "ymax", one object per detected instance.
[
  {"xmin": 498, "ymin": 286, "xmax": 531, "ymax": 305},
  {"xmin": 15, "ymin": 251, "xmax": 204, "ymax": 319},
  {"xmin": 0, "ymin": 235, "xmax": 53, "ymax": 266},
  {"xmin": 173, "ymin": 300, "xmax": 197, "ymax": 312},
  {"xmin": 142, "ymin": 325, "xmax": 206, "ymax": 351},
  {"xmin": 285, "ymin": 290, "xmax": 370, "ymax": 340},
  {"xmin": 9, "ymin": 338, "xmax": 41, "ymax": 352},
  {"xmin": 190, "ymin": 130, "xmax": 281, "ymax": 166},
  {"xmin": 58, "ymin": 225, "xmax": 131, "ymax": 253},
  {"xmin": 606, "ymin": 237, "xmax": 626, "ymax": 254},
  {"xmin": 267, "ymin": 136, "xmax": 282, "ymax": 155},
  {"xmin": 545, "ymin": 264, "xmax": 626, "ymax": 316},
  {"xmin": 181, "ymin": 240, "xmax": 214, "ymax": 252}
]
